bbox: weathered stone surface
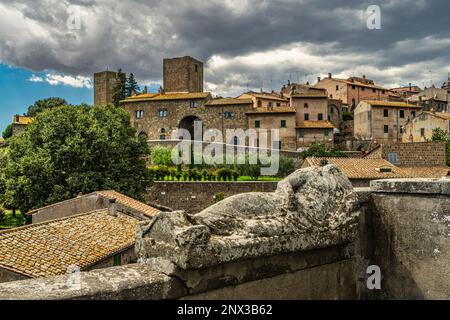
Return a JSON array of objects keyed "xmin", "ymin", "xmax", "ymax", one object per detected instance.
[
  {"xmin": 136, "ymin": 165, "xmax": 360, "ymax": 270},
  {"xmin": 0, "ymin": 264, "xmax": 187, "ymax": 300},
  {"xmin": 371, "ymin": 178, "xmax": 450, "ymax": 195},
  {"xmin": 370, "ymin": 178, "xmax": 450, "ymax": 299}
]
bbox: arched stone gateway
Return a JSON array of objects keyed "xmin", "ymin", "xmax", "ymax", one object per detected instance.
[{"xmin": 178, "ymin": 116, "xmax": 202, "ymax": 140}]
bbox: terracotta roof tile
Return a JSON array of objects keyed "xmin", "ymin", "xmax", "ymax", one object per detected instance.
[
  {"xmin": 246, "ymin": 107, "xmax": 296, "ymax": 114},
  {"xmin": 297, "ymin": 121, "xmax": 334, "ymax": 129},
  {"xmin": 303, "ymin": 157, "xmax": 404, "ymax": 179},
  {"xmin": 12, "ymin": 116, "xmax": 33, "ymax": 125},
  {"xmin": 206, "ymin": 98, "xmax": 253, "ymax": 106},
  {"xmin": 0, "ymin": 210, "xmax": 138, "ymax": 278},
  {"xmin": 96, "ymin": 190, "xmax": 160, "ymax": 218},
  {"xmin": 122, "ymin": 92, "xmax": 210, "ymax": 102},
  {"xmin": 362, "ymin": 100, "xmax": 420, "ymax": 108}
]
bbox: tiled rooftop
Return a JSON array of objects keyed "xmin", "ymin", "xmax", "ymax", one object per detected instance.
[
  {"xmin": 12, "ymin": 116, "xmax": 33, "ymax": 125},
  {"xmin": 122, "ymin": 92, "xmax": 210, "ymax": 102},
  {"xmin": 297, "ymin": 121, "xmax": 334, "ymax": 129},
  {"xmin": 362, "ymin": 100, "xmax": 420, "ymax": 108},
  {"xmin": 96, "ymin": 190, "xmax": 161, "ymax": 218},
  {"xmin": 206, "ymin": 98, "xmax": 253, "ymax": 106},
  {"xmin": 304, "ymin": 157, "xmax": 450, "ymax": 180},
  {"xmin": 303, "ymin": 157, "xmax": 404, "ymax": 179},
  {"xmin": 0, "ymin": 210, "xmax": 138, "ymax": 278}
]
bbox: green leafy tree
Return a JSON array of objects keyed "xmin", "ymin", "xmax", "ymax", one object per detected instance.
[
  {"xmin": 26, "ymin": 97, "xmax": 67, "ymax": 117},
  {"xmin": 431, "ymin": 128, "xmax": 450, "ymax": 166},
  {"xmin": 112, "ymin": 69, "xmax": 127, "ymax": 106},
  {"xmin": 301, "ymin": 143, "xmax": 347, "ymax": 159},
  {"xmin": 126, "ymin": 73, "xmax": 140, "ymax": 97},
  {"xmin": 2, "ymin": 105, "xmax": 150, "ymax": 213},
  {"xmin": 2, "ymin": 124, "xmax": 13, "ymax": 140}
]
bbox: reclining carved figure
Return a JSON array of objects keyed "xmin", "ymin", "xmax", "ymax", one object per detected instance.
[{"xmin": 136, "ymin": 165, "xmax": 360, "ymax": 270}]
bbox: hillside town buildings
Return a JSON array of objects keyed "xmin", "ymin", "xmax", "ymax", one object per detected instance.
[{"xmin": 89, "ymin": 56, "xmax": 450, "ymax": 153}]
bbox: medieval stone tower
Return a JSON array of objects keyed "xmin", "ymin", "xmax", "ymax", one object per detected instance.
[
  {"xmin": 163, "ymin": 56, "xmax": 204, "ymax": 93},
  {"xmin": 94, "ymin": 71, "xmax": 118, "ymax": 106}
]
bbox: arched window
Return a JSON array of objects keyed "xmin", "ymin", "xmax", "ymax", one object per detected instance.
[
  {"xmin": 138, "ymin": 131, "xmax": 148, "ymax": 139},
  {"xmin": 233, "ymin": 136, "xmax": 239, "ymax": 146},
  {"xmin": 258, "ymin": 100, "xmax": 262, "ymax": 108}
]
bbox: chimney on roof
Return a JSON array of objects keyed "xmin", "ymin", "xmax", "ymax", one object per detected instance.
[
  {"xmin": 363, "ymin": 75, "xmax": 366, "ymax": 79},
  {"xmin": 306, "ymin": 81, "xmax": 310, "ymax": 86},
  {"xmin": 143, "ymin": 86, "xmax": 148, "ymax": 94},
  {"xmin": 317, "ymin": 77, "xmax": 321, "ymax": 83},
  {"xmin": 287, "ymin": 80, "xmax": 291, "ymax": 86},
  {"xmin": 108, "ymin": 198, "xmax": 118, "ymax": 217},
  {"xmin": 319, "ymin": 159, "xmax": 329, "ymax": 167},
  {"xmin": 409, "ymin": 83, "xmax": 412, "ymax": 91},
  {"xmin": 328, "ymin": 73, "xmax": 332, "ymax": 79}
]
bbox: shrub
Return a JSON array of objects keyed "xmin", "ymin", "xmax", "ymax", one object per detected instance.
[
  {"xmin": 277, "ymin": 156, "xmax": 295, "ymax": 178},
  {"xmin": 151, "ymin": 145, "xmax": 173, "ymax": 166},
  {"xmin": 300, "ymin": 143, "xmax": 347, "ymax": 159},
  {"xmin": 214, "ymin": 192, "xmax": 225, "ymax": 203},
  {"xmin": 168, "ymin": 167, "xmax": 177, "ymax": 181}
]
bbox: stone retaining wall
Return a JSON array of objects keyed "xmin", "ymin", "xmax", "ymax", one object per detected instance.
[{"xmin": 146, "ymin": 181, "xmax": 278, "ymax": 214}]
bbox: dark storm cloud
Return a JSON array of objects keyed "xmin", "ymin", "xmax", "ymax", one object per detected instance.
[{"xmin": 0, "ymin": 0, "xmax": 449, "ymax": 95}]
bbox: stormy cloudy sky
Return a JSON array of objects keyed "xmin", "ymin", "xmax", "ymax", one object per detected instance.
[{"xmin": 1, "ymin": 0, "xmax": 450, "ymax": 131}]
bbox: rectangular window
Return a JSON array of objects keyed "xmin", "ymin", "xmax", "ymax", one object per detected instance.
[
  {"xmin": 298, "ymin": 130, "xmax": 304, "ymax": 138},
  {"xmin": 336, "ymin": 85, "xmax": 339, "ymax": 91},
  {"xmin": 158, "ymin": 109, "xmax": 167, "ymax": 118},
  {"xmin": 113, "ymin": 254, "xmax": 122, "ymax": 266},
  {"xmin": 190, "ymin": 100, "xmax": 198, "ymax": 108},
  {"xmin": 304, "ymin": 113, "xmax": 309, "ymax": 121},
  {"xmin": 304, "ymin": 103, "xmax": 309, "ymax": 108},
  {"xmin": 420, "ymin": 128, "xmax": 425, "ymax": 137},
  {"xmin": 400, "ymin": 110, "xmax": 405, "ymax": 118},
  {"xmin": 384, "ymin": 109, "xmax": 389, "ymax": 117},
  {"xmin": 280, "ymin": 120, "xmax": 286, "ymax": 128},
  {"xmin": 352, "ymin": 85, "xmax": 356, "ymax": 90},
  {"xmin": 255, "ymin": 120, "xmax": 261, "ymax": 128},
  {"xmin": 318, "ymin": 113, "xmax": 323, "ymax": 121},
  {"xmin": 136, "ymin": 110, "xmax": 144, "ymax": 119},
  {"xmin": 411, "ymin": 111, "xmax": 416, "ymax": 118},
  {"xmin": 373, "ymin": 89, "xmax": 376, "ymax": 93},
  {"xmin": 387, "ymin": 152, "xmax": 398, "ymax": 164},
  {"xmin": 384, "ymin": 125, "xmax": 389, "ymax": 134},
  {"xmin": 361, "ymin": 87, "xmax": 365, "ymax": 91},
  {"xmin": 276, "ymin": 103, "xmax": 281, "ymax": 107},
  {"xmin": 324, "ymin": 130, "xmax": 329, "ymax": 138},
  {"xmin": 160, "ymin": 135, "xmax": 166, "ymax": 140},
  {"xmin": 382, "ymin": 90, "xmax": 386, "ymax": 94}
]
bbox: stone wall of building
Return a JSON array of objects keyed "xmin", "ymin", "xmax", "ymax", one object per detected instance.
[
  {"xmin": 163, "ymin": 56, "xmax": 203, "ymax": 93},
  {"xmin": 380, "ymin": 141, "xmax": 447, "ymax": 167},
  {"xmin": 145, "ymin": 181, "xmax": 278, "ymax": 214},
  {"xmin": 125, "ymin": 99, "xmax": 253, "ymax": 141},
  {"xmin": 94, "ymin": 71, "xmax": 118, "ymax": 106},
  {"xmin": 368, "ymin": 179, "xmax": 450, "ymax": 299},
  {"xmin": 0, "ymin": 268, "xmax": 28, "ymax": 284}
]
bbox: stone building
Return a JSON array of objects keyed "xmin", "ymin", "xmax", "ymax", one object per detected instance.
[
  {"xmin": 314, "ymin": 74, "xmax": 391, "ymax": 110},
  {"xmin": 362, "ymin": 141, "xmax": 448, "ymax": 168},
  {"xmin": 0, "ymin": 191, "xmax": 161, "ymax": 283},
  {"xmin": 407, "ymin": 85, "xmax": 449, "ymax": 112},
  {"xmin": 163, "ymin": 56, "xmax": 203, "ymax": 93},
  {"xmin": 246, "ymin": 107, "xmax": 297, "ymax": 150},
  {"xmin": 354, "ymin": 100, "xmax": 421, "ymax": 144},
  {"xmin": 402, "ymin": 111, "xmax": 450, "ymax": 142},
  {"xmin": 390, "ymin": 84, "xmax": 421, "ymax": 99},
  {"xmin": 94, "ymin": 71, "xmax": 118, "ymax": 106},
  {"xmin": 11, "ymin": 115, "xmax": 32, "ymax": 136},
  {"xmin": 238, "ymin": 91, "xmax": 289, "ymax": 109}
]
